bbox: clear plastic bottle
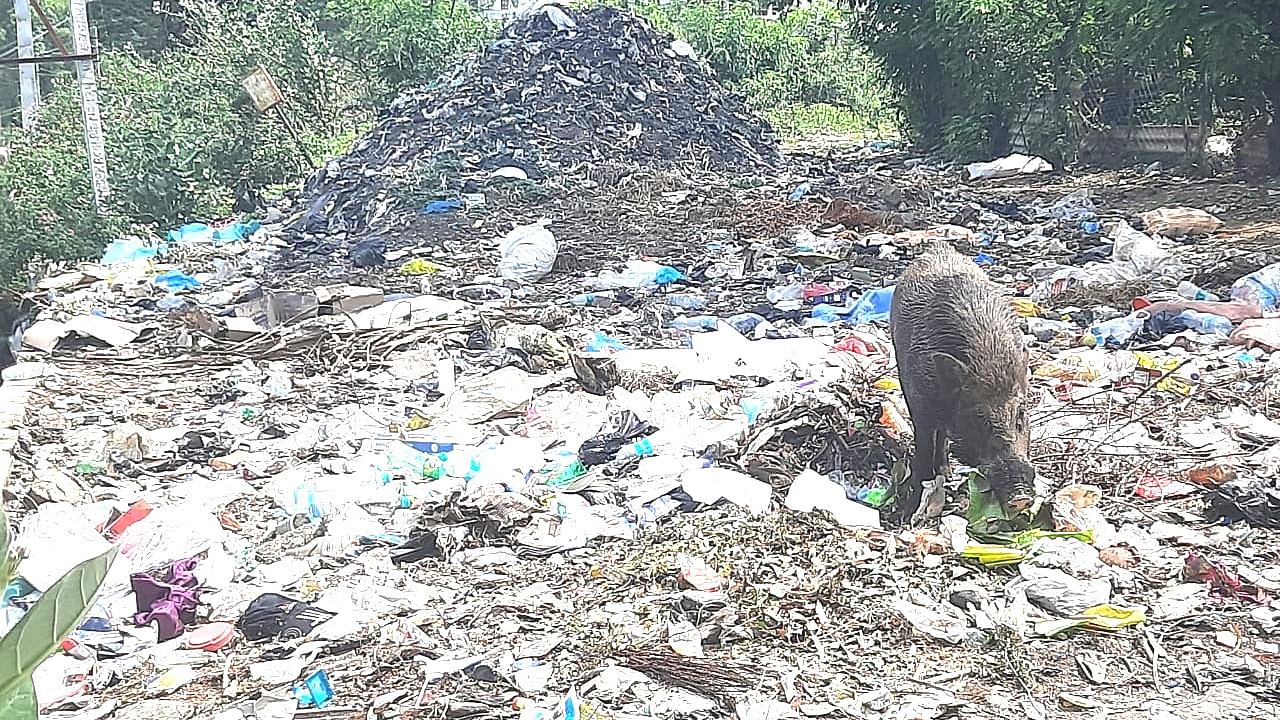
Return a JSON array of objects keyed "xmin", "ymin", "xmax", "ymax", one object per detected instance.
[
  {"xmin": 1085, "ymin": 311, "xmax": 1148, "ymax": 348},
  {"xmin": 1178, "ymin": 309, "xmax": 1232, "ymax": 336},
  {"xmin": 668, "ymin": 316, "xmax": 718, "ymax": 331},
  {"xmin": 1177, "ymin": 281, "xmax": 1220, "ymax": 302},
  {"xmin": 569, "ymin": 292, "xmax": 615, "ymax": 307},
  {"xmin": 665, "ymin": 293, "xmax": 707, "ymax": 310}
]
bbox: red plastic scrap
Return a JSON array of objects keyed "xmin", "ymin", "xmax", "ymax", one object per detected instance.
[{"xmin": 1184, "ymin": 552, "xmax": 1268, "ymax": 604}]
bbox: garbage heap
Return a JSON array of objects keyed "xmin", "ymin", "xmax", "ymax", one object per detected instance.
[{"xmin": 295, "ymin": 5, "xmax": 780, "ymax": 237}]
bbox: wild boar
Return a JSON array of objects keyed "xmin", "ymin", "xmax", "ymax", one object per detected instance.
[{"xmin": 888, "ymin": 240, "xmax": 1035, "ymax": 523}]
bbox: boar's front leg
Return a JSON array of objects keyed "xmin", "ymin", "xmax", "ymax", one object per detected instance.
[
  {"xmin": 931, "ymin": 427, "xmax": 950, "ymax": 480},
  {"xmin": 888, "ymin": 415, "xmax": 936, "ymax": 525}
]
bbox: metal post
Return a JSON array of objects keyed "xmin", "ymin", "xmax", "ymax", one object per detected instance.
[
  {"xmin": 14, "ymin": 0, "xmax": 39, "ymax": 129},
  {"xmin": 68, "ymin": 0, "xmax": 110, "ymax": 211}
]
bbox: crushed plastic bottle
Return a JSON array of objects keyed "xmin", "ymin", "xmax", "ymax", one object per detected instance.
[
  {"xmin": 1084, "ymin": 311, "xmax": 1148, "ymax": 348},
  {"xmin": 569, "ymin": 292, "xmax": 615, "ymax": 307},
  {"xmin": 1178, "ymin": 309, "xmax": 1232, "ymax": 336},
  {"xmin": 668, "ymin": 315, "xmax": 718, "ymax": 331},
  {"xmin": 664, "ymin": 293, "xmax": 707, "ymax": 310},
  {"xmin": 1177, "ymin": 281, "xmax": 1220, "ymax": 302}
]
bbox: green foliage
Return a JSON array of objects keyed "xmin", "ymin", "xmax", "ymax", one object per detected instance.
[
  {"xmin": 0, "ymin": 95, "xmax": 118, "ymax": 291},
  {"xmin": 941, "ymin": 115, "xmax": 992, "ymax": 160},
  {"xmin": 0, "ymin": 0, "xmax": 495, "ymax": 283},
  {"xmin": 628, "ymin": 1, "xmax": 897, "ymax": 135},
  {"xmin": 856, "ymin": 0, "xmax": 1280, "ymax": 163},
  {"xmin": 0, "ymin": 507, "xmax": 115, "ymax": 719},
  {"xmin": 326, "ymin": 0, "xmax": 496, "ymax": 106}
]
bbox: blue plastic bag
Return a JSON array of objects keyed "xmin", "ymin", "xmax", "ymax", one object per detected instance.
[
  {"xmin": 846, "ymin": 286, "xmax": 895, "ymax": 325},
  {"xmin": 422, "ymin": 199, "xmax": 463, "ymax": 214},
  {"xmin": 153, "ymin": 269, "xmax": 201, "ymax": 292}
]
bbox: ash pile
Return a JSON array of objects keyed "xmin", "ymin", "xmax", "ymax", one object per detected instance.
[{"xmin": 293, "ymin": 4, "xmax": 780, "ymax": 238}]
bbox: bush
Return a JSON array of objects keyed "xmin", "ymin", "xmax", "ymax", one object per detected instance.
[{"xmin": 626, "ymin": 1, "xmax": 896, "ymax": 135}]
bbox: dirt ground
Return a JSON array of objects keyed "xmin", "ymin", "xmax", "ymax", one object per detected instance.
[{"xmin": 18, "ymin": 147, "xmax": 1280, "ymax": 720}]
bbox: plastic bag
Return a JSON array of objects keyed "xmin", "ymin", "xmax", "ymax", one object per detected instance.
[
  {"xmin": 1231, "ymin": 262, "xmax": 1280, "ymax": 312},
  {"xmin": 963, "ymin": 153, "xmax": 1053, "ymax": 181},
  {"xmin": 498, "ymin": 221, "xmax": 557, "ymax": 283},
  {"xmin": 1140, "ymin": 207, "xmax": 1223, "ymax": 236}
]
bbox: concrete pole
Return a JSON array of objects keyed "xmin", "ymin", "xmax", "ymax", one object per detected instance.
[
  {"xmin": 14, "ymin": 0, "xmax": 39, "ymax": 129},
  {"xmin": 68, "ymin": 0, "xmax": 110, "ymax": 211}
]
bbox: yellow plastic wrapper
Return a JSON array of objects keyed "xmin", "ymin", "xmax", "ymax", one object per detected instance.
[
  {"xmin": 1010, "ymin": 298, "xmax": 1041, "ymax": 317},
  {"xmin": 960, "ymin": 544, "xmax": 1026, "ymax": 566},
  {"xmin": 1132, "ymin": 351, "xmax": 1194, "ymax": 396},
  {"xmin": 400, "ymin": 259, "xmax": 443, "ymax": 276},
  {"xmin": 1035, "ymin": 604, "xmax": 1146, "ymax": 637},
  {"xmin": 873, "ymin": 377, "xmax": 900, "ymax": 391}
]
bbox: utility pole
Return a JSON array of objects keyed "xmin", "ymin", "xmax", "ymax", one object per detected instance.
[
  {"xmin": 68, "ymin": 0, "xmax": 109, "ymax": 211},
  {"xmin": 14, "ymin": 0, "xmax": 39, "ymax": 129}
]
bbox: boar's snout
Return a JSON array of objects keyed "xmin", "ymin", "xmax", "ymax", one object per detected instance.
[{"xmin": 985, "ymin": 455, "xmax": 1037, "ymax": 511}]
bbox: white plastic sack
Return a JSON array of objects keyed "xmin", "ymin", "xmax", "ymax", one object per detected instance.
[
  {"xmin": 964, "ymin": 153, "xmax": 1053, "ymax": 181},
  {"xmin": 498, "ymin": 220, "xmax": 557, "ymax": 283},
  {"xmin": 784, "ymin": 470, "xmax": 880, "ymax": 528}
]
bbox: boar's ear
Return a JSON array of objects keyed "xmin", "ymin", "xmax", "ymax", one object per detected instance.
[{"xmin": 932, "ymin": 351, "xmax": 972, "ymax": 389}]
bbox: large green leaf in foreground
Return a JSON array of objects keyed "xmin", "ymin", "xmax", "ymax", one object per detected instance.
[
  {"xmin": 0, "ymin": 677, "xmax": 37, "ymax": 718},
  {"xmin": 0, "ymin": 541, "xmax": 116, "ymax": 716}
]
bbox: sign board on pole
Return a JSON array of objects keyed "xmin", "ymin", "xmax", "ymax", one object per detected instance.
[{"xmin": 242, "ymin": 65, "xmax": 285, "ymax": 113}]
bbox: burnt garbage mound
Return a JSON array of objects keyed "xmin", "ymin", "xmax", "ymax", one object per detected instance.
[{"xmin": 292, "ymin": 5, "xmax": 780, "ymax": 239}]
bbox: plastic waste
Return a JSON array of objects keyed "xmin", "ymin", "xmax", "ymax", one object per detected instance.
[
  {"xmin": 349, "ymin": 238, "xmax": 386, "ymax": 268},
  {"xmin": 964, "ymin": 153, "xmax": 1053, "ymax": 181},
  {"xmin": 784, "ymin": 470, "xmax": 881, "ymax": 528},
  {"xmin": 1231, "ymin": 262, "xmax": 1280, "ymax": 312},
  {"xmin": 294, "ymin": 669, "xmax": 335, "ymax": 708},
  {"xmin": 664, "ymin": 293, "xmax": 707, "ymax": 310},
  {"xmin": 1178, "ymin": 309, "xmax": 1232, "ymax": 337},
  {"xmin": 166, "ymin": 221, "xmax": 262, "ymax": 246},
  {"xmin": 587, "ymin": 260, "xmax": 684, "ymax": 290},
  {"xmin": 1047, "ymin": 189, "xmax": 1097, "ymax": 221},
  {"xmin": 1141, "ymin": 207, "xmax": 1223, "ymax": 236},
  {"xmin": 102, "ymin": 237, "xmax": 161, "ymax": 265},
  {"xmin": 569, "ymin": 292, "xmax": 615, "ymax": 307},
  {"xmin": 153, "ymin": 269, "xmax": 201, "ymax": 291},
  {"xmin": 668, "ymin": 315, "xmax": 717, "ymax": 331},
  {"xmin": 811, "ymin": 304, "xmax": 842, "ymax": 324},
  {"xmin": 422, "ymin": 199, "xmax": 462, "ymax": 214},
  {"xmin": 1081, "ymin": 220, "xmax": 1102, "ymax": 234},
  {"xmin": 615, "ymin": 438, "xmax": 655, "ymax": 461},
  {"xmin": 725, "ymin": 312, "xmax": 766, "ymax": 335},
  {"xmin": 680, "ymin": 467, "xmax": 771, "ymax": 514},
  {"xmin": 766, "ymin": 283, "xmax": 804, "ymax": 303},
  {"xmin": 788, "ymin": 182, "xmax": 810, "ymax": 201},
  {"xmin": 400, "ymin": 259, "xmax": 442, "ymax": 275},
  {"xmin": 585, "ymin": 331, "xmax": 626, "ymax": 353},
  {"xmin": 1177, "ymin": 280, "xmax": 1220, "ymax": 302},
  {"xmin": 498, "ymin": 221, "xmax": 558, "ymax": 283},
  {"xmin": 156, "ymin": 296, "xmax": 188, "ymax": 312},
  {"xmin": 847, "ymin": 286, "xmax": 895, "ymax": 325},
  {"xmin": 1084, "ymin": 311, "xmax": 1147, "ymax": 348}
]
